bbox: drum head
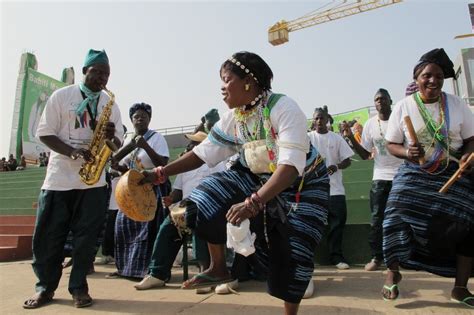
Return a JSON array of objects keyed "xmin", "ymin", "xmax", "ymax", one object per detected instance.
[
  {"xmin": 169, "ymin": 202, "xmax": 191, "ymax": 234},
  {"xmin": 115, "ymin": 169, "xmax": 157, "ymax": 222}
]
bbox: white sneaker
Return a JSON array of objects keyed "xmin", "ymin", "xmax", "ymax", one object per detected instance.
[
  {"xmin": 364, "ymin": 258, "xmax": 382, "ymax": 271},
  {"xmin": 215, "ymin": 279, "xmax": 239, "ymax": 294},
  {"xmin": 335, "ymin": 262, "xmax": 350, "ymax": 270},
  {"xmin": 95, "ymin": 255, "xmax": 115, "ymax": 265},
  {"xmin": 195, "ymin": 287, "xmax": 212, "ymax": 294},
  {"xmin": 134, "ymin": 275, "xmax": 165, "ymax": 290},
  {"xmin": 302, "ymin": 280, "xmax": 314, "ymax": 299}
]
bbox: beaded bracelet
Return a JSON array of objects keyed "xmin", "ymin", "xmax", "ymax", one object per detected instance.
[
  {"xmin": 250, "ymin": 192, "xmax": 264, "ymax": 211},
  {"xmin": 153, "ymin": 166, "xmax": 167, "ymax": 185}
]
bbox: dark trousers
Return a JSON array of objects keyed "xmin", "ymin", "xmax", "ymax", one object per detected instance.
[
  {"xmin": 327, "ymin": 195, "xmax": 347, "ymax": 264},
  {"xmin": 368, "ymin": 180, "xmax": 392, "ymax": 261},
  {"xmin": 148, "ymin": 216, "xmax": 209, "ymax": 281},
  {"xmin": 102, "ymin": 209, "xmax": 118, "ymax": 257},
  {"xmin": 32, "ymin": 187, "xmax": 107, "ymax": 294}
]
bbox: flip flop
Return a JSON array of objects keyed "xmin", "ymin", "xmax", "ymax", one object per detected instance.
[
  {"xmin": 451, "ymin": 296, "xmax": 474, "ymax": 308},
  {"xmin": 182, "ymin": 273, "xmax": 232, "ymax": 290},
  {"xmin": 23, "ymin": 293, "xmax": 54, "ymax": 309},
  {"xmin": 382, "ymin": 284, "xmax": 399, "ymax": 301}
]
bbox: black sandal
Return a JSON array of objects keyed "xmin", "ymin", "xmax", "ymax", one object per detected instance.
[
  {"xmin": 23, "ymin": 292, "xmax": 54, "ymax": 309},
  {"xmin": 72, "ymin": 291, "xmax": 93, "ymax": 308}
]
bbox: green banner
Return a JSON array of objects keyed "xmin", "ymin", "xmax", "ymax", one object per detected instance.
[
  {"xmin": 331, "ymin": 107, "xmax": 370, "ymax": 133},
  {"xmin": 21, "ymin": 69, "xmax": 67, "ymax": 160}
]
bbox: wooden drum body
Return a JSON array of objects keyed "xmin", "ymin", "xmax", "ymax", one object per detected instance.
[
  {"xmin": 169, "ymin": 202, "xmax": 192, "ymax": 236},
  {"xmin": 115, "ymin": 169, "xmax": 157, "ymax": 222}
]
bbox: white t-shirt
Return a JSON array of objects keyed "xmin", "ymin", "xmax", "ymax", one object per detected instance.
[
  {"xmin": 36, "ymin": 85, "xmax": 124, "ymax": 190},
  {"xmin": 386, "ymin": 93, "xmax": 474, "ymax": 161},
  {"xmin": 193, "ymin": 94, "xmax": 310, "ymax": 175},
  {"xmin": 361, "ymin": 116, "xmax": 402, "ymax": 181},
  {"xmin": 122, "ymin": 131, "xmax": 169, "ymax": 170},
  {"xmin": 173, "ymin": 162, "xmax": 226, "ymax": 198},
  {"xmin": 108, "ymin": 177, "xmax": 120, "ymax": 210},
  {"xmin": 308, "ymin": 131, "xmax": 354, "ymax": 196}
]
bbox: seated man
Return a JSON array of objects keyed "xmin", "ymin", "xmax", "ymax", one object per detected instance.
[
  {"xmin": 16, "ymin": 155, "xmax": 27, "ymax": 170},
  {"xmin": 6, "ymin": 154, "xmax": 18, "ymax": 171},
  {"xmin": 0, "ymin": 157, "xmax": 6, "ymax": 172},
  {"xmin": 134, "ymin": 131, "xmax": 225, "ymax": 292}
]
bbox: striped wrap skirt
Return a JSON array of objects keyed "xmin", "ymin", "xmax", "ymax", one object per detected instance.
[
  {"xmin": 188, "ymin": 153, "xmax": 329, "ymax": 303},
  {"xmin": 383, "ymin": 162, "xmax": 474, "ymax": 277}
]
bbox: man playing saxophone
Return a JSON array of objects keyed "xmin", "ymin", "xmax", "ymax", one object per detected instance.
[{"xmin": 23, "ymin": 49, "xmax": 124, "ymax": 309}]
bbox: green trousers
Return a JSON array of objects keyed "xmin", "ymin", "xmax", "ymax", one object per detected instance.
[
  {"xmin": 148, "ymin": 216, "xmax": 209, "ymax": 281},
  {"xmin": 31, "ymin": 187, "xmax": 107, "ymax": 294}
]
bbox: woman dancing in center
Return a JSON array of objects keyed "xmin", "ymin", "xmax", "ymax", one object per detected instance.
[{"xmin": 141, "ymin": 51, "xmax": 329, "ymax": 315}]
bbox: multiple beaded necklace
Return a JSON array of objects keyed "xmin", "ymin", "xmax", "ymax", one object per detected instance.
[
  {"xmin": 233, "ymin": 91, "xmax": 279, "ymax": 173},
  {"xmin": 234, "ymin": 94, "xmax": 265, "ymax": 142},
  {"xmin": 413, "ymin": 92, "xmax": 451, "ymax": 174}
]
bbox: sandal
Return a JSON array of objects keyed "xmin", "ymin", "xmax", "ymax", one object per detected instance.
[
  {"xmin": 382, "ymin": 270, "xmax": 402, "ymax": 301},
  {"xmin": 72, "ymin": 291, "xmax": 93, "ymax": 308},
  {"xmin": 182, "ymin": 273, "xmax": 232, "ymax": 290},
  {"xmin": 451, "ymin": 286, "xmax": 474, "ymax": 308},
  {"xmin": 23, "ymin": 292, "xmax": 54, "ymax": 309},
  {"xmin": 105, "ymin": 271, "xmax": 120, "ymax": 279},
  {"xmin": 382, "ymin": 284, "xmax": 399, "ymax": 301}
]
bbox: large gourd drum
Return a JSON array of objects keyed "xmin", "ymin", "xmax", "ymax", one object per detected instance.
[{"xmin": 115, "ymin": 169, "xmax": 157, "ymax": 222}]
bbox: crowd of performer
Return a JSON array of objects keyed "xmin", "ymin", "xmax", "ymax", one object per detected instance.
[{"xmin": 21, "ymin": 48, "xmax": 473, "ymax": 314}]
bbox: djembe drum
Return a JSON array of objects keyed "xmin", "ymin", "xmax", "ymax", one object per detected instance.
[
  {"xmin": 169, "ymin": 201, "xmax": 192, "ymax": 237},
  {"xmin": 115, "ymin": 169, "xmax": 157, "ymax": 222}
]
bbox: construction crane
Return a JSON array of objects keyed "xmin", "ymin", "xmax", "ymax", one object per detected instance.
[{"xmin": 268, "ymin": 0, "xmax": 402, "ymax": 46}]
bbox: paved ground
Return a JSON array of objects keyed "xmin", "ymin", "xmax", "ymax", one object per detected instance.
[{"xmin": 1, "ymin": 260, "xmax": 473, "ymax": 315}]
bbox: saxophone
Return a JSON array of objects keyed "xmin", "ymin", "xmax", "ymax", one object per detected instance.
[{"xmin": 79, "ymin": 87, "xmax": 119, "ymax": 185}]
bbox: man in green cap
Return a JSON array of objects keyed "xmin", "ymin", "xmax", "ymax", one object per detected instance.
[
  {"xmin": 23, "ymin": 49, "xmax": 124, "ymax": 309},
  {"xmin": 194, "ymin": 108, "xmax": 220, "ymax": 133}
]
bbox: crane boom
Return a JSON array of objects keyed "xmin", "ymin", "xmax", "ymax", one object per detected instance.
[{"xmin": 268, "ymin": 0, "xmax": 402, "ymax": 46}]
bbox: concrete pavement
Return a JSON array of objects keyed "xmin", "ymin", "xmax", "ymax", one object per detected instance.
[{"xmin": 1, "ymin": 260, "xmax": 472, "ymax": 314}]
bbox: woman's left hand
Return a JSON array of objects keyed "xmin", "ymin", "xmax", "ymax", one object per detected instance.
[
  {"xmin": 135, "ymin": 135, "xmax": 148, "ymax": 149},
  {"xmin": 459, "ymin": 152, "xmax": 474, "ymax": 177},
  {"xmin": 226, "ymin": 202, "xmax": 252, "ymax": 226}
]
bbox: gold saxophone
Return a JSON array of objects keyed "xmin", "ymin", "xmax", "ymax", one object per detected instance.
[{"xmin": 79, "ymin": 88, "xmax": 118, "ymax": 185}]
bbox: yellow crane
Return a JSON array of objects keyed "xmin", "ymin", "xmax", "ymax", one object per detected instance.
[{"xmin": 268, "ymin": 0, "xmax": 403, "ymax": 46}]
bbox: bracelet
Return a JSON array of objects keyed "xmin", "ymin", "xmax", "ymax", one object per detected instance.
[
  {"xmin": 244, "ymin": 197, "xmax": 259, "ymax": 217},
  {"xmin": 250, "ymin": 192, "xmax": 265, "ymax": 211},
  {"xmin": 153, "ymin": 166, "xmax": 167, "ymax": 185}
]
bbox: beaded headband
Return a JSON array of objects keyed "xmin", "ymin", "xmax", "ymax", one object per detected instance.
[{"xmin": 228, "ymin": 57, "xmax": 259, "ymax": 83}]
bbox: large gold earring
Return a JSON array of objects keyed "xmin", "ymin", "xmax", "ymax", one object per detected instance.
[{"xmin": 245, "ymin": 84, "xmax": 250, "ymax": 91}]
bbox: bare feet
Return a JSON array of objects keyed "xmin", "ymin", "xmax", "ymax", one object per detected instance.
[{"xmin": 382, "ymin": 270, "xmax": 402, "ymax": 301}]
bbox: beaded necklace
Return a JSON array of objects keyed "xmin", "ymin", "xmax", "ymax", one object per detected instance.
[
  {"xmin": 234, "ymin": 94, "xmax": 265, "ymax": 142},
  {"xmin": 413, "ymin": 92, "xmax": 451, "ymax": 174},
  {"xmin": 377, "ymin": 118, "xmax": 385, "ymax": 138},
  {"xmin": 262, "ymin": 104, "xmax": 278, "ymax": 173}
]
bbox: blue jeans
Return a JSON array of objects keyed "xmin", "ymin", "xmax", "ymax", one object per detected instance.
[{"xmin": 369, "ymin": 180, "xmax": 392, "ymax": 261}]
